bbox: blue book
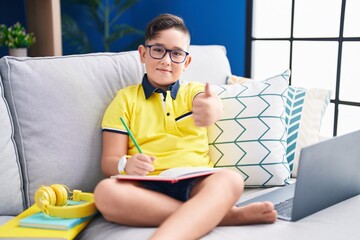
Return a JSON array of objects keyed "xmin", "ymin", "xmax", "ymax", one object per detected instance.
[
  {"xmin": 19, "ymin": 201, "xmax": 92, "ymax": 230},
  {"xmin": 19, "ymin": 212, "xmax": 91, "ymax": 230}
]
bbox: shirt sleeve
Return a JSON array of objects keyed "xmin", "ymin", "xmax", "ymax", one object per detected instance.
[
  {"xmin": 188, "ymin": 82, "xmax": 206, "ymax": 102},
  {"xmin": 101, "ymin": 90, "xmax": 129, "ymax": 134}
]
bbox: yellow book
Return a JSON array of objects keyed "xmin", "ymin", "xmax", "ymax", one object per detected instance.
[{"xmin": 0, "ymin": 204, "xmax": 94, "ymax": 239}]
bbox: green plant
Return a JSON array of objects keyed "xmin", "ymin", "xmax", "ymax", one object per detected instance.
[
  {"xmin": 62, "ymin": 0, "xmax": 144, "ymax": 53},
  {"xmin": 0, "ymin": 22, "xmax": 35, "ymax": 48}
]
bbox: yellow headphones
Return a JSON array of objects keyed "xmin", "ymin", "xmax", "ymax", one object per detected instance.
[{"xmin": 35, "ymin": 184, "xmax": 97, "ymax": 218}]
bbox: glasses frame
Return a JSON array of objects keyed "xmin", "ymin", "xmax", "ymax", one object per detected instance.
[{"xmin": 146, "ymin": 45, "xmax": 189, "ymax": 64}]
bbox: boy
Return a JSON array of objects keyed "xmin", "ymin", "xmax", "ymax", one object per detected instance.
[{"xmin": 94, "ymin": 13, "xmax": 276, "ymax": 240}]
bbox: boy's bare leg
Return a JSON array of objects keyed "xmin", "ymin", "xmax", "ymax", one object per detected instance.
[
  {"xmin": 149, "ymin": 169, "xmax": 277, "ymax": 240},
  {"xmin": 94, "ymin": 178, "xmax": 183, "ymax": 226},
  {"xmin": 219, "ymin": 202, "xmax": 277, "ymax": 226},
  {"xmin": 191, "ymin": 170, "xmax": 277, "ymax": 226},
  {"xmin": 95, "ymin": 170, "xmax": 277, "ymax": 240}
]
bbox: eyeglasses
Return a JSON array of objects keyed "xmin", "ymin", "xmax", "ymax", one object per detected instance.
[{"xmin": 146, "ymin": 45, "xmax": 189, "ymax": 64}]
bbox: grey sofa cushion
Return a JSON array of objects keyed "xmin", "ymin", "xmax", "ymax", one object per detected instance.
[
  {"xmin": 0, "ymin": 75, "xmax": 24, "ymax": 215},
  {"xmin": 182, "ymin": 45, "xmax": 231, "ymax": 85},
  {"xmin": 0, "ymin": 52, "xmax": 145, "ymax": 208},
  {"xmin": 77, "ymin": 194, "xmax": 360, "ymax": 240}
]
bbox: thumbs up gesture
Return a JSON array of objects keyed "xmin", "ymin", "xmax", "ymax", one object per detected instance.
[{"xmin": 192, "ymin": 83, "xmax": 223, "ymax": 127}]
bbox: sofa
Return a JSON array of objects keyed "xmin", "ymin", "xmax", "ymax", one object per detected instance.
[{"xmin": 1, "ymin": 45, "xmax": 359, "ymax": 240}]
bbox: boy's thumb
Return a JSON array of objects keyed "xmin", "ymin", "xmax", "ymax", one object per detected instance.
[{"xmin": 204, "ymin": 82, "xmax": 212, "ymax": 97}]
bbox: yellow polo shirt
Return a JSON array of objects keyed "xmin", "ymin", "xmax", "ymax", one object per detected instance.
[{"xmin": 102, "ymin": 75, "xmax": 213, "ymax": 175}]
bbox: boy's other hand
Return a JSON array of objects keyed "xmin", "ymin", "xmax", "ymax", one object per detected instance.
[
  {"xmin": 125, "ymin": 154, "xmax": 155, "ymax": 176},
  {"xmin": 192, "ymin": 83, "xmax": 223, "ymax": 127}
]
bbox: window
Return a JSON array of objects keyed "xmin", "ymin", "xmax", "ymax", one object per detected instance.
[{"xmin": 247, "ymin": 0, "xmax": 360, "ymax": 137}]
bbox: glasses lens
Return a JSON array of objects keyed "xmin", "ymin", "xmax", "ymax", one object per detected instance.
[
  {"xmin": 171, "ymin": 50, "xmax": 187, "ymax": 63},
  {"xmin": 149, "ymin": 46, "xmax": 166, "ymax": 59}
]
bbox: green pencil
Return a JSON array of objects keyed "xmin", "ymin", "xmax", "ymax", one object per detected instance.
[{"xmin": 120, "ymin": 117, "xmax": 143, "ymax": 154}]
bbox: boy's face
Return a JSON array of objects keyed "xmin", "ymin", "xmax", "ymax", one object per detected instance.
[{"xmin": 138, "ymin": 28, "xmax": 191, "ymax": 90}]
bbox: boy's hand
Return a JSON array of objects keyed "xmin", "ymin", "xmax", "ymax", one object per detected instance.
[
  {"xmin": 192, "ymin": 83, "xmax": 223, "ymax": 127},
  {"xmin": 125, "ymin": 154, "xmax": 155, "ymax": 176}
]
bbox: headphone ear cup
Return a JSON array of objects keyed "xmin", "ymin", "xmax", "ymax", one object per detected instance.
[
  {"xmin": 50, "ymin": 184, "xmax": 68, "ymax": 206},
  {"xmin": 35, "ymin": 185, "xmax": 57, "ymax": 214}
]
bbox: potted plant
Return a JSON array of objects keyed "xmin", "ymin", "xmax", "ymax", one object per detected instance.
[
  {"xmin": 61, "ymin": 0, "xmax": 143, "ymax": 54},
  {"xmin": 0, "ymin": 22, "xmax": 35, "ymax": 57}
]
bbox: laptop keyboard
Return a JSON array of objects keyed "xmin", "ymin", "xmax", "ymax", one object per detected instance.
[{"xmin": 274, "ymin": 197, "xmax": 294, "ymax": 219}]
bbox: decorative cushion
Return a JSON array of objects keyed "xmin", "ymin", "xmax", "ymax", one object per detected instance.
[
  {"xmin": 285, "ymin": 86, "xmax": 306, "ymax": 174},
  {"xmin": 0, "ymin": 76, "xmax": 24, "ymax": 215},
  {"xmin": 226, "ymin": 75, "xmax": 251, "ymax": 85},
  {"xmin": 226, "ymin": 75, "xmax": 331, "ymax": 177},
  {"xmin": 208, "ymin": 70, "xmax": 291, "ymax": 187},
  {"xmin": 285, "ymin": 87, "xmax": 331, "ymax": 177}
]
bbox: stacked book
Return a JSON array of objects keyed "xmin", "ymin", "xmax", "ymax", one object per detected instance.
[{"xmin": 0, "ymin": 201, "xmax": 96, "ymax": 239}]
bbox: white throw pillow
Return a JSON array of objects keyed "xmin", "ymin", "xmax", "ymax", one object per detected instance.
[
  {"xmin": 226, "ymin": 75, "xmax": 331, "ymax": 177},
  {"xmin": 208, "ymin": 70, "xmax": 291, "ymax": 187}
]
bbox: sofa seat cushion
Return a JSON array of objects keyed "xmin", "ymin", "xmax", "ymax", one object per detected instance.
[
  {"xmin": 76, "ymin": 191, "xmax": 360, "ymax": 240},
  {"xmin": 0, "ymin": 216, "xmax": 14, "ymax": 225}
]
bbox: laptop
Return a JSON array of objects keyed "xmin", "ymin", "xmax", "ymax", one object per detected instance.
[{"xmin": 236, "ymin": 130, "xmax": 360, "ymax": 221}]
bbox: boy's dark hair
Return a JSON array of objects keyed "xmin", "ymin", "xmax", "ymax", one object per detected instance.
[{"xmin": 145, "ymin": 14, "xmax": 190, "ymax": 43}]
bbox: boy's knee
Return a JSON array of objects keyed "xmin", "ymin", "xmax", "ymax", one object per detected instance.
[
  {"xmin": 94, "ymin": 178, "xmax": 114, "ymax": 196},
  {"xmin": 216, "ymin": 169, "xmax": 244, "ymax": 196},
  {"xmin": 94, "ymin": 179, "xmax": 126, "ymax": 222},
  {"xmin": 94, "ymin": 179, "xmax": 113, "ymax": 208}
]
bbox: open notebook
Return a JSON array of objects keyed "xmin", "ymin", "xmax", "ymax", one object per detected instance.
[{"xmin": 111, "ymin": 167, "xmax": 221, "ymax": 183}]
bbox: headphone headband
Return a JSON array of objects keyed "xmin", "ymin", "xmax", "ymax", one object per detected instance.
[{"xmin": 35, "ymin": 184, "xmax": 97, "ymax": 219}]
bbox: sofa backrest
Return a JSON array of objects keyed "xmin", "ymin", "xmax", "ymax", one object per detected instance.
[
  {"xmin": 0, "ymin": 75, "xmax": 24, "ymax": 215},
  {"xmin": 0, "ymin": 45, "xmax": 231, "ymax": 214}
]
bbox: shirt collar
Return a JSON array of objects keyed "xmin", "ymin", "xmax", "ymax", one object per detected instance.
[{"xmin": 142, "ymin": 74, "xmax": 180, "ymax": 100}]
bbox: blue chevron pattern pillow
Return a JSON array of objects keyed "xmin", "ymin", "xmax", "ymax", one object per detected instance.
[
  {"xmin": 285, "ymin": 87, "xmax": 331, "ymax": 177},
  {"xmin": 208, "ymin": 70, "xmax": 291, "ymax": 187},
  {"xmin": 285, "ymin": 87, "xmax": 306, "ymax": 173}
]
